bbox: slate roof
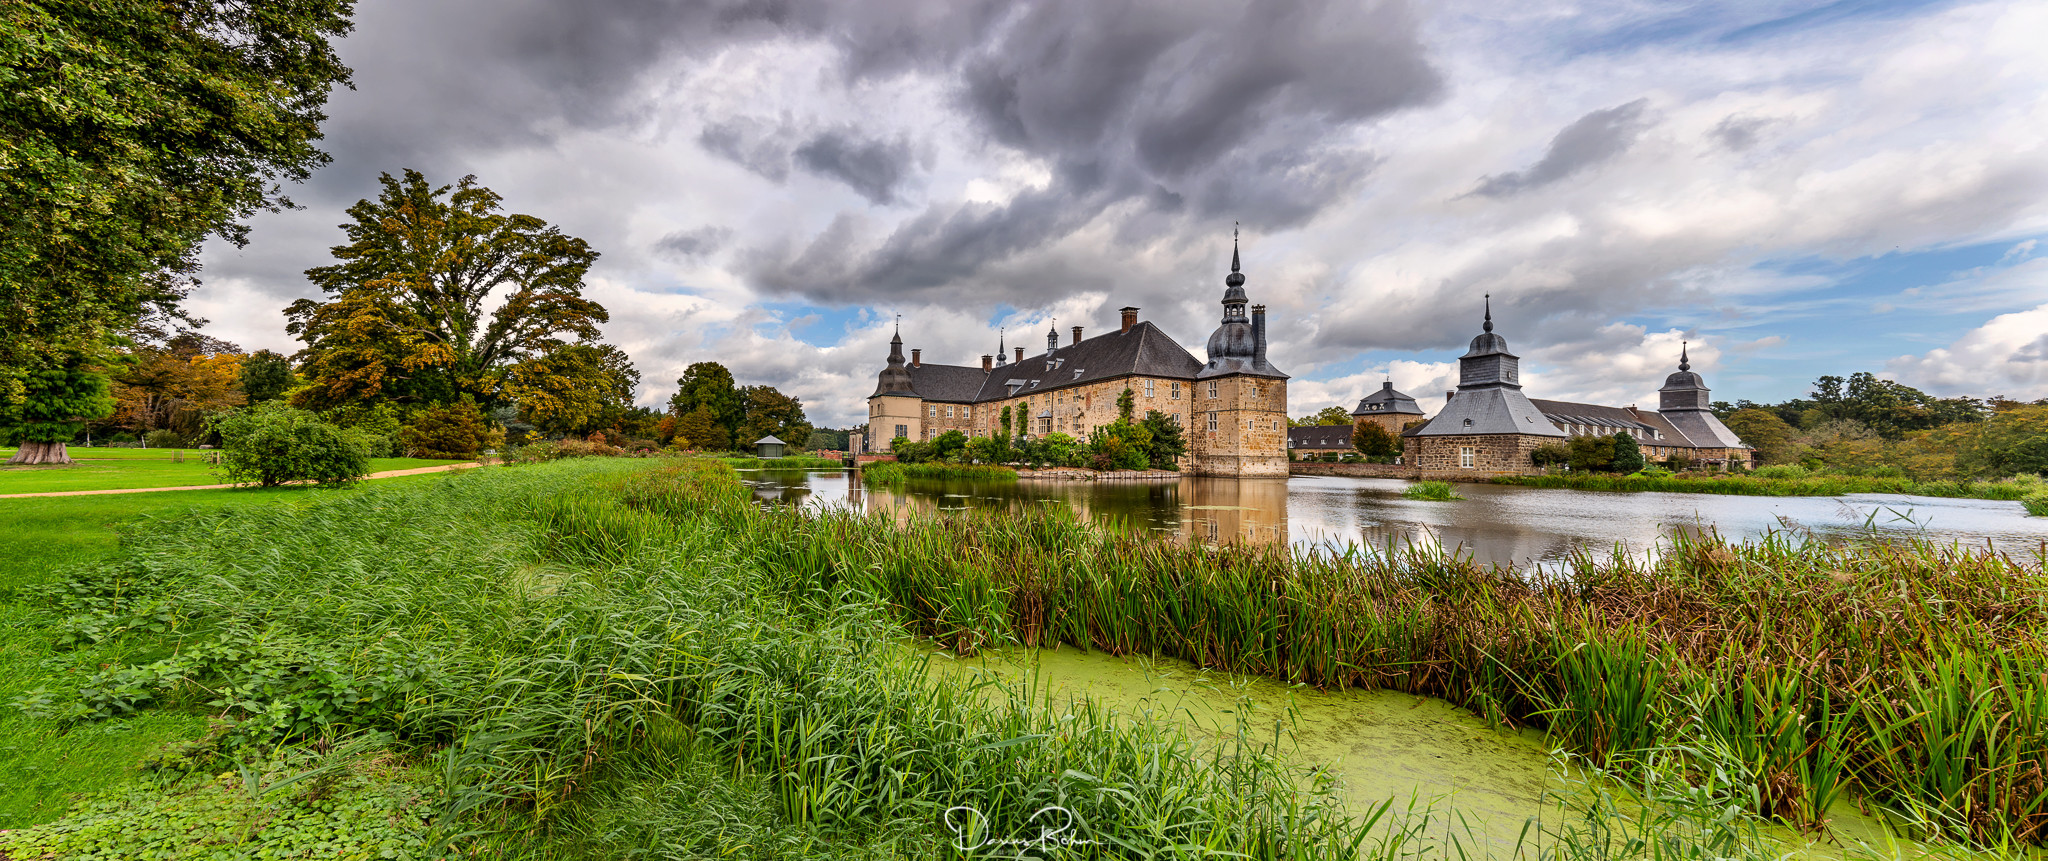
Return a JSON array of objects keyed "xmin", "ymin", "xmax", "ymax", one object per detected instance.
[
  {"xmin": 972, "ymin": 321, "xmax": 1204, "ymax": 402},
  {"xmin": 1664, "ymin": 410, "xmax": 1747, "ymax": 448},
  {"xmin": 1527, "ymin": 398, "xmax": 1747, "ymax": 450},
  {"xmin": 1412, "ymin": 388, "xmax": 1565, "ymax": 437},
  {"xmin": 902, "ymin": 362, "xmax": 991, "ymax": 403},
  {"xmin": 754, "ymin": 435, "xmax": 787, "ymax": 445},
  {"xmin": 1288, "ymin": 425, "xmax": 1354, "ymax": 449},
  {"xmin": 1353, "ymin": 381, "xmax": 1424, "ymax": 417},
  {"xmin": 1528, "ymin": 399, "xmax": 1659, "ymax": 435}
]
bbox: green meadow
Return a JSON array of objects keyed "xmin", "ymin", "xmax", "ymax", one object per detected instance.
[{"xmin": 0, "ymin": 447, "xmax": 463, "ymax": 494}]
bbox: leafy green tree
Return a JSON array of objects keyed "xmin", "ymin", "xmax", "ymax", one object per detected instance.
[
  {"xmin": 1530, "ymin": 442, "xmax": 1569, "ymax": 469},
  {"xmin": 930, "ymin": 429, "xmax": 969, "ymax": 462},
  {"xmin": 210, "ymin": 402, "xmax": 368, "ymax": 487},
  {"xmin": 1140, "ymin": 410, "xmax": 1186, "ymax": 469},
  {"xmin": 1612, "ymin": 432, "xmax": 1647, "ymax": 473},
  {"xmin": 503, "ymin": 343, "xmax": 638, "ymax": 436},
  {"xmin": 287, "ymin": 170, "xmax": 608, "ymax": 410},
  {"xmin": 238, "ymin": 350, "xmax": 296, "ymax": 403},
  {"xmin": 1723, "ymin": 408, "xmax": 1799, "ymax": 465},
  {"xmin": 1958, "ymin": 405, "xmax": 2048, "ymax": 477},
  {"xmin": 675, "ymin": 407, "xmax": 729, "ymax": 451},
  {"xmin": 963, "ymin": 435, "xmax": 1004, "ymax": 464},
  {"xmin": 0, "ymin": 1, "xmax": 354, "ymax": 405},
  {"xmin": 1087, "ymin": 422, "xmax": 1152, "ymax": 470},
  {"xmin": 669, "ymin": 362, "xmax": 745, "ymax": 441},
  {"xmin": 1352, "ymin": 421, "xmax": 1401, "ymax": 463},
  {"xmin": 737, "ymin": 385, "xmax": 811, "ymax": 451},
  {"xmin": 1, "ymin": 349, "xmax": 115, "ymax": 464},
  {"xmin": 1292, "ymin": 406, "xmax": 1354, "ymax": 427},
  {"xmin": 1568, "ymin": 435, "xmax": 1616, "ymax": 472}
]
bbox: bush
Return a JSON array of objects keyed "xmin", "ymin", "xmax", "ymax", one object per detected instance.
[
  {"xmin": 397, "ymin": 402, "xmax": 502, "ymax": 459},
  {"xmin": 143, "ymin": 429, "xmax": 188, "ymax": 449},
  {"xmin": 1531, "ymin": 442, "xmax": 1570, "ymax": 468},
  {"xmin": 208, "ymin": 403, "xmax": 369, "ymax": 487},
  {"xmin": 1612, "ymin": 432, "xmax": 1647, "ymax": 474}
]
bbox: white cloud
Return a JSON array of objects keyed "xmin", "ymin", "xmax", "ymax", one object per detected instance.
[{"xmin": 1886, "ymin": 304, "xmax": 2048, "ymax": 399}]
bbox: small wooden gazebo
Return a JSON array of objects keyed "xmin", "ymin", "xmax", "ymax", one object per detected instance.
[{"xmin": 753, "ymin": 434, "xmax": 788, "ymax": 459}]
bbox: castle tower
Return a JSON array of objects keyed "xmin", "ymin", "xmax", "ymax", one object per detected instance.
[
  {"xmin": 1190, "ymin": 229, "xmax": 1288, "ymax": 477},
  {"xmin": 1408, "ymin": 296, "xmax": 1563, "ymax": 472},
  {"xmin": 1656, "ymin": 342, "xmax": 1748, "ymax": 462},
  {"xmin": 866, "ymin": 321, "xmax": 924, "ymax": 450}
]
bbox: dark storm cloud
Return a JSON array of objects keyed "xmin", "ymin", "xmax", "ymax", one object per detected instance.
[
  {"xmin": 744, "ymin": 0, "xmax": 1443, "ymax": 304},
  {"xmin": 655, "ymin": 226, "xmax": 734, "ymax": 260},
  {"xmin": 698, "ymin": 118, "xmax": 797, "ymax": 183},
  {"xmin": 1471, "ymin": 99, "xmax": 1651, "ymax": 198},
  {"xmin": 792, "ymin": 130, "xmax": 920, "ymax": 205}
]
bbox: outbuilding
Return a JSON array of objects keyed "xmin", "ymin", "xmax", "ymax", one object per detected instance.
[{"xmin": 754, "ymin": 435, "xmax": 788, "ymax": 459}]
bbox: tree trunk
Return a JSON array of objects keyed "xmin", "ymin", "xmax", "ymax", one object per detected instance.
[{"xmin": 7, "ymin": 441, "xmax": 72, "ymax": 465}]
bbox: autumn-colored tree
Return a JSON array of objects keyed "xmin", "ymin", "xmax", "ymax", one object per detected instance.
[
  {"xmin": 0, "ymin": 1, "xmax": 354, "ymax": 405},
  {"xmin": 737, "ymin": 385, "xmax": 811, "ymax": 450},
  {"xmin": 1723, "ymin": 408, "xmax": 1798, "ymax": 465},
  {"xmin": 675, "ymin": 407, "xmax": 728, "ymax": 451},
  {"xmin": 107, "ymin": 333, "xmax": 245, "ymax": 438},
  {"xmin": 397, "ymin": 401, "xmax": 502, "ymax": 459},
  {"xmin": 502, "ymin": 343, "xmax": 639, "ymax": 436},
  {"xmin": 287, "ymin": 170, "xmax": 608, "ymax": 411},
  {"xmin": 2, "ymin": 348, "xmax": 115, "ymax": 464}
]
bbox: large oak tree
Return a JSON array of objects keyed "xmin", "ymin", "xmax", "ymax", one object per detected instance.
[
  {"xmin": 1, "ymin": 0, "xmax": 354, "ymax": 413},
  {"xmin": 287, "ymin": 170, "xmax": 609, "ymax": 411}
]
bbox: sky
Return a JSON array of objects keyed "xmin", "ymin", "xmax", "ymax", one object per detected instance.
[{"xmin": 189, "ymin": 0, "xmax": 2048, "ymax": 429}]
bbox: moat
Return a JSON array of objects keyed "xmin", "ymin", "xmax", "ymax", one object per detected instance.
[{"xmin": 741, "ymin": 468, "xmax": 2048, "ymax": 566}]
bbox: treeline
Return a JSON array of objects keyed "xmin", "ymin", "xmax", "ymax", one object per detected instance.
[
  {"xmin": 891, "ymin": 388, "xmax": 1185, "ymax": 470},
  {"xmin": 1713, "ymin": 372, "xmax": 2047, "ymax": 479}
]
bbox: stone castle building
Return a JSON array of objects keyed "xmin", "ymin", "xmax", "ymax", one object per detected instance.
[
  {"xmin": 1406, "ymin": 300, "xmax": 1750, "ymax": 472},
  {"xmin": 866, "ymin": 240, "xmax": 1289, "ymax": 476}
]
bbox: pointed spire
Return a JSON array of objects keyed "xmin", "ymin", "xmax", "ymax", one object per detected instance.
[
  {"xmin": 1482, "ymin": 294, "xmax": 1494, "ymax": 333},
  {"xmin": 1225, "ymin": 223, "xmax": 1246, "ymax": 290},
  {"xmin": 1679, "ymin": 341, "xmax": 1691, "ymax": 372}
]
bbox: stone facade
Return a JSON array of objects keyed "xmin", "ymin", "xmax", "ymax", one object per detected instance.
[
  {"xmin": 1409, "ymin": 433, "xmax": 1550, "ymax": 474},
  {"xmin": 1186, "ymin": 375, "xmax": 1288, "ymax": 477}
]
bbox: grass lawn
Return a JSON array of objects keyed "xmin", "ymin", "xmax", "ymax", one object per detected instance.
[
  {"xmin": 0, "ymin": 447, "xmax": 463, "ymax": 494},
  {"xmin": 0, "ymin": 473, "xmax": 460, "ymax": 828}
]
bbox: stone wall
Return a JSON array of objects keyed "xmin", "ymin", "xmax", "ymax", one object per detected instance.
[
  {"xmin": 1187, "ymin": 375, "xmax": 1288, "ymax": 477},
  {"xmin": 1288, "ymin": 462, "xmax": 1421, "ymax": 479},
  {"xmin": 1409, "ymin": 433, "xmax": 1548, "ymax": 475}
]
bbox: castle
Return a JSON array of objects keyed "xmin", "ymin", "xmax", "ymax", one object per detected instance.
[{"xmin": 865, "ymin": 238, "xmax": 1290, "ymax": 477}]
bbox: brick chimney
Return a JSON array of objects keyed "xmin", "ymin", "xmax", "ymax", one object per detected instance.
[
  {"xmin": 1015, "ymin": 347, "xmax": 1024, "ymax": 364},
  {"xmin": 911, "ymin": 349, "xmax": 921, "ymax": 368},
  {"xmin": 1445, "ymin": 390, "xmax": 1456, "ymax": 402},
  {"xmin": 1072, "ymin": 325, "xmax": 1083, "ymax": 344},
  {"xmin": 1119, "ymin": 306, "xmax": 1138, "ymax": 333},
  {"xmin": 981, "ymin": 355, "xmax": 993, "ymax": 372}
]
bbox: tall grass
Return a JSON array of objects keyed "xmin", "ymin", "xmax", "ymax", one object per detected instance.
[
  {"xmin": 1402, "ymin": 480, "xmax": 1463, "ymax": 500},
  {"xmin": 860, "ymin": 460, "xmax": 1018, "ymax": 484},
  {"xmin": 1494, "ymin": 471, "xmax": 2045, "ymax": 500}
]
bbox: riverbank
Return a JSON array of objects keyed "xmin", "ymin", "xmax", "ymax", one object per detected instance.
[
  {"xmin": 1492, "ymin": 471, "xmax": 2045, "ymax": 500},
  {"xmin": 860, "ymin": 461, "xmax": 1017, "ymax": 483},
  {"xmin": 6, "ymin": 459, "xmax": 2043, "ymax": 857}
]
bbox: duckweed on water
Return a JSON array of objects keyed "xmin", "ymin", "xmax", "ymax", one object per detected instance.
[{"xmin": 4, "ymin": 458, "xmax": 2045, "ymax": 858}]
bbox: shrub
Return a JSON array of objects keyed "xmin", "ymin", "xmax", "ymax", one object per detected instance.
[
  {"xmin": 208, "ymin": 403, "xmax": 369, "ymax": 487},
  {"xmin": 1401, "ymin": 480, "xmax": 1462, "ymax": 501},
  {"xmin": 143, "ymin": 429, "xmax": 187, "ymax": 449},
  {"xmin": 398, "ymin": 402, "xmax": 502, "ymax": 459},
  {"xmin": 1751, "ymin": 464, "xmax": 1811, "ymax": 480},
  {"xmin": 1612, "ymin": 432, "xmax": 1647, "ymax": 474}
]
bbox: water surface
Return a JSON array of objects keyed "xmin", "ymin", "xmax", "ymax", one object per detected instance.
[{"xmin": 742, "ymin": 469, "xmax": 2048, "ymax": 567}]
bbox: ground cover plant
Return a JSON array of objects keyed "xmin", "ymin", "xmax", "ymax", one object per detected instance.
[
  {"xmin": 0, "ymin": 448, "xmax": 459, "ymax": 494},
  {"xmin": 7, "ymin": 459, "xmax": 2045, "ymax": 858},
  {"xmin": 1494, "ymin": 469, "xmax": 2045, "ymax": 501}
]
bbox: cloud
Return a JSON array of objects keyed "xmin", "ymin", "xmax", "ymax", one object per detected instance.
[
  {"xmin": 1470, "ymin": 99, "xmax": 1652, "ymax": 197},
  {"xmin": 791, "ymin": 129, "xmax": 920, "ymax": 204},
  {"xmin": 655, "ymin": 226, "xmax": 733, "ymax": 260},
  {"xmin": 1887, "ymin": 303, "xmax": 2048, "ymax": 399}
]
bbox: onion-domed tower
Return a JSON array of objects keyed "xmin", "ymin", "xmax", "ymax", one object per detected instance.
[
  {"xmin": 865, "ymin": 320, "xmax": 924, "ymax": 451},
  {"xmin": 1189, "ymin": 229, "xmax": 1288, "ymax": 477}
]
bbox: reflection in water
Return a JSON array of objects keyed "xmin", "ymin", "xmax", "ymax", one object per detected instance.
[{"xmin": 737, "ymin": 469, "xmax": 2048, "ymax": 568}]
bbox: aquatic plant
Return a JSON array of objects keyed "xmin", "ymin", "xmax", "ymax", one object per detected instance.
[
  {"xmin": 860, "ymin": 460, "xmax": 1017, "ymax": 484},
  {"xmin": 1401, "ymin": 480, "xmax": 1463, "ymax": 501}
]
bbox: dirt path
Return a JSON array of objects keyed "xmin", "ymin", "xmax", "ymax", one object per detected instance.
[{"xmin": 0, "ymin": 462, "xmax": 484, "ymax": 499}]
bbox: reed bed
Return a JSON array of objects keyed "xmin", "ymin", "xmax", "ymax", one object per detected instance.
[
  {"xmin": 1402, "ymin": 480, "xmax": 1463, "ymax": 500},
  {"xmin": 714, "ymin": 455, "xmax": 846, "ymax": 470},
  {"xmin": 1494, "ymin": 471, "xmax": 2045, "ymax": 501},
  {"xmin": 860, "ymin": 460, "xmax": 1018, "ymax": 484}
]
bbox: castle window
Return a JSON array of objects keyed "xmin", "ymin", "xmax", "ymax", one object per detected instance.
[
  {"xmin": 1460, "ymin": 447, "xmax": 1475, "ymax": 468},
  {"xmin": 1144, "ymin": 379, "xmax": 1155, "ymax": 398},
  {"xmin": 945, "ymin": 406, "xmax": 954, "ymax": 418},
  {"xmin": 929, "ymin": 406, "xmax": 937, "ymax": 418},
  {"xmin": 1462, "ymin": 418, "xmax": 1473, "ymax": 428},
  {"xmin": 1171, "ymin": 382, "xmax": 1181, "ymax": 400},
  {"xmin": 895, "ymin": 424, "xmax": 907, "ymax": 440},
  {"xmin": 1207, "ymin": 381, "xmax": 1219, "ymax": 399},
  {"xmin": 1207, "ymin": 412, "xmax": 1219, "ymax": 431}
]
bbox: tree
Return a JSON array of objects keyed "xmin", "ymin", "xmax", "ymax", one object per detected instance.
[
  {"xmin": 931, "ymin": 429, "xmax": 969, "ymax": 462},
  {"xmin": 1117, "ymin": 388, "xmax": 1137, "ymax": 423},
  {"xmin": 287, "ymin": 170, "xmax": 608, "ymax": 410},
  {"xmin": 107, "ymin": 332, "xmax": 244, "ymax": 438},
  {"xmin": 1353, "ymin": 421, "xmax": 1401, "ymax": 463},
  {"xmin": 397, "ymin": 401, "xmax": 502, "ymax": 459},
  {"xmin": 1, "ymin": 1, "xmax": 354, "ymax": 405},
  {"xmin": 1530, "ymin": 442, "xmax": 1569, "ymax": 468},
  {"xmin": 1612, "ymin": 432, "xmax": 1646, "ymax": 474},
  {"xmin": 1723, "ymin": 409, "xmax": 1798, "ymax": 465},
  {"xmin": 737, "ymin": 385, "xmax": 811, "ymax": 451},
  {"xmin": 502, "ymin": 343, "xmax": 638, "ymax": 436},
  {"xmin": 1140, "ymin": 410, "xmax": 1187, "ymax": 469},
  {"xmin": 668, "ymin": 362, "xmax": 746, "ymax": 443},
  {"xmin": 676, "ymin": 407, "xmax": 729, "ymax": 451},
  {"xmin": 1293, "ymin": 406, "xmax": 1354, "ymax": 427},
  {"xmin": 1568, "ymin": 435, "xmax": 1616, "ymax": 472},
  {"xmin": 1958, "ymin": 405, "xmax": 2048, "ymax": 477},
  {"xmin": 239, "ymin": 351, "xmax": 296, "ymax": 403},
  {"xmin": 2, "ymin": 349, "xmax": 115, "ymax": 464},
  {"xmin": 210, "ymin": 403, "xmax": 369, "ymax": 488}
]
